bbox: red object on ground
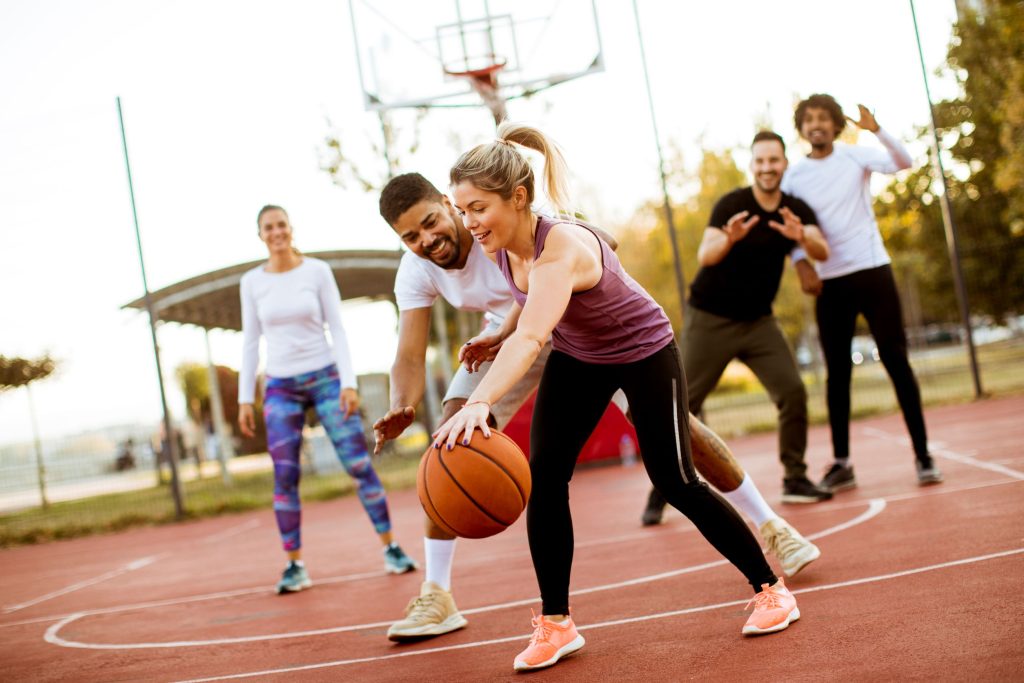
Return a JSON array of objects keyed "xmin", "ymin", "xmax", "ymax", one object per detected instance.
[{"xmin": 502, "ymin": 391, "xmax": 638, "ymax": 464}]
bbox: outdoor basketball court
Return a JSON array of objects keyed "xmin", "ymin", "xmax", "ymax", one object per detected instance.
[{"xmin": 3, "ymin": 396, "xmax": 1021, "ymax": 681}]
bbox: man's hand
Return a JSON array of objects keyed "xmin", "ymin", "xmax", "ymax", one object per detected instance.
[
  {"xmin": 373, "ymin": 406, "xmax": 415, "ymax": 455},
  {"xmin": 238, "ymin": 403, "xmax": 256, "ymax": 438},
  {"xmin": 795, "ymin": 259, "xmax": 823, "ymax": 296},
  {"xmin": 722, "ymin": 210, "xmax": 759, "ymax": 244},
  {"xmin": 769, "ymin": 206, "xmax": 806, "ymax": 242},
  {"xmin": 458, "ymin": 331, "xmax": 505, "ymax": 373},
  {"xmin": 340, "ymin": 387, "xmax": 360, "ymax": 420},
  {"xmin": 846, "ymin": 104, "xmax": 880, "ymax": 133}
]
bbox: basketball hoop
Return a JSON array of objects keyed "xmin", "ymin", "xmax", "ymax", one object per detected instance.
[{"xmin": 444, "ymin": 60, "xmax": 508, "ymax": 126}]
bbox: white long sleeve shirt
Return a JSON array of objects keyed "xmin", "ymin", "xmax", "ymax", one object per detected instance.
[
  {"xmin": 238, "ymin": 257, "xmax": 358, "ymax": 404},
  {"xmin": 782, "ymin": 128, "xmax": 912, "ymax": 280}
]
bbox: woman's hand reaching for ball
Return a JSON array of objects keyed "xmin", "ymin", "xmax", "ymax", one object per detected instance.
[{"xmin": 432, "ymin": 401, "xmax": 491, "ymax": 450}]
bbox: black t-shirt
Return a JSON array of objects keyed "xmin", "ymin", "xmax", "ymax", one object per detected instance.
[{"xmin": 688, "ymin": 187, "xmax": 818, "ymax": 321}]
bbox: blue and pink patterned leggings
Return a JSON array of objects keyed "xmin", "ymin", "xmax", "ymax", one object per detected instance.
[{"xmin": 263, "ymin": 364, "xmax": 391, "ymax": 552}]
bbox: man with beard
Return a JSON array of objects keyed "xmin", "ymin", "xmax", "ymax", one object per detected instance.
[
  {"xmin": 642, "ymin": 130, "xmax": 832, "ymax": 526},
  {"xmin": 782, "ymin": 94, "xmax": 943, "ymax": 490},
  {"xmin": 375, "ymin": 172, "xmax": 822, "ymax": 643}
]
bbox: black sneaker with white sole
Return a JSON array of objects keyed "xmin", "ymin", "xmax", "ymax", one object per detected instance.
[
  {"xmin": 819, "ymin": 462, "xmax": 857, "ymax": 492},
  {"xmin": 781, "ymin": 476, "xmax": 833, "ymax": 503}
]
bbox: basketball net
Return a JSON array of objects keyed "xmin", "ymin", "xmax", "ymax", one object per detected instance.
[{"xmin": 445, "ymin": 62, "xmax": 508, "ymax": 127}]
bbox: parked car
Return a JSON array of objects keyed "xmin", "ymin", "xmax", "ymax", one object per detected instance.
[{"xmin": 851, "ymin": 335, "xmax": 879, "ymax": 365}]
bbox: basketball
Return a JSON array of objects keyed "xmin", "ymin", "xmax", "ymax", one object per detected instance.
[{"xmin": 417, "ymin": 428, "xmax": 531, "ymax": 539}]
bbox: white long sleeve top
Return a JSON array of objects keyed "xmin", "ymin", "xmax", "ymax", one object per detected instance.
[
  {"xmin": 238, "ymin": 257, "xmax": 357, "ymax": 404},
  {"xmin": 782, "ymin": 128, "xmax": 912, "ymax": 280}
]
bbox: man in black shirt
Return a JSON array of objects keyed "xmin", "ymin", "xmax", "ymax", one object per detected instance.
[{"xmin": 644, "ymin": 131, "xmax": 832, "ymax": 523}]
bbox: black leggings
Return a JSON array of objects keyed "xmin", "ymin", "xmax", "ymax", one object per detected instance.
[
  {"xmin": 816, "ymin": 265, "xmax": 929, "ymax": 461},
  {"xmin": 527, "ymin": 342, "xmax": 776, "ymax": 615}
]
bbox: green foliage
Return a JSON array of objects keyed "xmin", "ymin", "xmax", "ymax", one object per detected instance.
[
  {"xmin": 0, "ymin": 355, "xmax": 56, "ymax": 391},
  {"xmin": 617, "ymin": 148, "xmax": 747, "ymax": 333},
  {"xmin": 174, "ymin": 362, "xmax": 267, "ymax": 455},
  {"xmin": 875, "ymin": 0, "xmax": 1024, "ymax": 323}
]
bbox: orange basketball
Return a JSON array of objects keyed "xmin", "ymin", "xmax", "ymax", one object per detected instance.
[{"xmin": 417, "ymin": 428, "xmax": 531, "ymax": 539}]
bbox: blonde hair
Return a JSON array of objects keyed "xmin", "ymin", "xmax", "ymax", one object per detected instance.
[{"xmin": 449, "ymin": 122, "xmax": 574, "ymax": 218}]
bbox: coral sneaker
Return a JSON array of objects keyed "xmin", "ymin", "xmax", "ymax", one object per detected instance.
[
  {"xmin": 512, "ymin": 611, "xmax": 585, "ymax": 671},
  {"xmin": 742, "ymin": 578, "xmax": 800, "ymax": 635}
]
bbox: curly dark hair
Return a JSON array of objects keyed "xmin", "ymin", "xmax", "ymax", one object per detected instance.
[
  {"xmin": 379, "ymin": 173, "xmax": 443, "ymax": 226},
  {"xmin": 794, "ymin": 93, "xmax": 846, "ymax": 137}
]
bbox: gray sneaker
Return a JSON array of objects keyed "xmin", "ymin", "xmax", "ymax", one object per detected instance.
[
  {"xmin": 276, "ymin": 561, "xmax": 312, "ymax": 594},
  {"xmin": 384, "ymin": 543, "xmax": 419, "ymax": 574},
  {"xmin": 916, "ymin": 460, "xmax": 944, "ymax": 486}
]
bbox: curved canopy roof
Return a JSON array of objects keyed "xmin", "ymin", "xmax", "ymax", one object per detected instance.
[{"xmin": 124, "ymin": 250, "xmax": 403, "ymax": 331}]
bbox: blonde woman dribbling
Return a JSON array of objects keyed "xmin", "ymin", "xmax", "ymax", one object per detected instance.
[{"xmin": 433, "ymin": 125, "xmax": 802, "ymax": 672}]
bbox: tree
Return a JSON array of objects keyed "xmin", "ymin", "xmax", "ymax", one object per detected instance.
[
  {"xmin": 0, "ymin": 355, "xmax": 56, "ymax": 390},
  {"xmin": 0, "ymin": 355, "xmax": 57, "ymax": 507},
  {"xmin": 175, "ymin": 362, "xmax": 266, "ymax": 455},
  {"xmin": 876, "ymin": 0, "xmax": 1024, "ymax": 323}
]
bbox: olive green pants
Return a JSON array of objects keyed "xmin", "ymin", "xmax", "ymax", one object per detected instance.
[{"xmin": 681, "ymin": 305, "xmax": 809, "ymax": 480}]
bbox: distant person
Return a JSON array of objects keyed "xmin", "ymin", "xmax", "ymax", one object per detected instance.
[
  {"xmin": 238, "ymin": 204, "xmax": 416, "ymax": 595},
  {"xmin": 641, "ymin": 130, "xmax": 833, "ymax": 527},
  {"xmin": 782, "ymin": 94, "xmax": 943, "ymax": 489},
  {"xmin": 434, "ymin": 123, "xmax": 801, "ymax": 672},
  {"xmin": 115, "ymin": 438, "xmax": 136, "ymax": 471},
  {"xmin": 375, "ymin": 172, "xmax": 819, "ymax": 644}
]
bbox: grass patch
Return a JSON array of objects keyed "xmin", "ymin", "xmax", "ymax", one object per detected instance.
[{"xmin": 0, "ymin": 448, "xmax": 423, "ymax": 548}]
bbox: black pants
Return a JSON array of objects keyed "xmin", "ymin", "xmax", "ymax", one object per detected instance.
[
  {"xmin": 528, "ymin": 342, "xmax": 776, "ymax": 615},
  {"xmin": 816, "ymin": 264, "xmax": 929, "ymax": 461}
]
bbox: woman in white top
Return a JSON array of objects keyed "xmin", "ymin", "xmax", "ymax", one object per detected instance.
[{"xmin": 238, "ymin": 205, "xmax": 416, "ymax": 594}]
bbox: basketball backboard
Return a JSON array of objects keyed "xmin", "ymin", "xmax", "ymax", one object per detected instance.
[{"xmin": 347, "ymin": 0, "xmax": 604, "ymax": 113}]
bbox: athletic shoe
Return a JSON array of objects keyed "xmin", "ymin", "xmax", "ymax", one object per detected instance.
[
  {"xmin": 275, "ymin": 561, "xmax": 312, "ymax": 594},
  {"xmin": 819, "ymin": 462, "xmax": 857, "ymax": 492},
  {"xmin": 384, "ymin": 543, "xmax": 418, "ymax": 574},
  {"xmin": 759, "ymin": 518, "xmax": 821, "ymax": 577},
  {"xmin": 781, "ymin": 476, "xmax": 833, "ymax": 504},
  {"xmin": 387, "ymin": 581, "xmax": 468, "ymax": 641},
  {"xmin": 513, "ymin": 611, "xmax": 585, "ymax": 671},
  {"xmin": 742, "ymin": 578, "xmax": 800, "ymax": 635},
  {"xmin": 916, "ymin": 459, "xmax": 944, "ymax": 486},
  {"xmin": 641, "ymin": 488, "xmax": 667, "ymax": 526}
]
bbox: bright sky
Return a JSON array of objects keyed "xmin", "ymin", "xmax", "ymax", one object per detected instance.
[{"xmin": 0, "ymin": 0, "xmax": 958, "ymax": 445}]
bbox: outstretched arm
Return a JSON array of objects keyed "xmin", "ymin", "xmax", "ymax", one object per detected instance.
[
  {"xmin": 848, "ymin": 104, "xmax": 912, "ymax": 173},
  {"xmin": 433, "ymin": 229, "xmax": 589, "ymax": 448},
  {"xmin": 372, "ymin": 307, "xmax": 431, "ymax": 454}
]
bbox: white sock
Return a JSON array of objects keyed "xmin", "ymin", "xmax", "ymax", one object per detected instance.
[
  {"xmin": 720, "ymin": 475, "xmax": 777, "ymax": 528},
  {"xmin": 424, "ymin": 537, "xmax": 456, "ymax": 591}
]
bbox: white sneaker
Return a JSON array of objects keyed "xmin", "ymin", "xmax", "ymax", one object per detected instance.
[
  {"xmin": 760, "ymin": 517, "xmax": 820, "ymax": 577},
  {"xmin": 386, "ymin": 581, "xmax": 468, "ymax": 641}
]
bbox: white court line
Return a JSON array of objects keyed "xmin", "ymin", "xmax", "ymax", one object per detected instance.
[
  {"xmin": 42, "ymin": 500, "xmax": 887, "ymax": 650},
  {"xmin": 14, "ymin": 475, "xmax": 1020, "ymax": 632},
  {"xmin": 201, "ymin": 519, "xmax": 261, "ymax": 544},
  {"xmin": 3, "ymin": 555, "xmax": 161, "ymax": 615},
  {"xmin": 862, "ymin": 427, "xmax": 1024, "ymax": 481},
  {"xmin": 173, "ymin": 547, "xmax": 1024, "ymax": 683}
]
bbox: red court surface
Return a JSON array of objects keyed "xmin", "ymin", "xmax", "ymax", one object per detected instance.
[{"xmin": 3, "ymin": 396, "xmax": 1022, "ymax": 681}]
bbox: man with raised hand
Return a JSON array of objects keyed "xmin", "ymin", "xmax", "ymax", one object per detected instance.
[{"xmin": 783, "ymin": 94, "xmax": 943, "ymax": 490}]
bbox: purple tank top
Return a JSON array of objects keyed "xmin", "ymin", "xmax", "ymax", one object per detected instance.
[{"xmin": 497, "ymin": 215, "xmax": 674, "ymax": 364}]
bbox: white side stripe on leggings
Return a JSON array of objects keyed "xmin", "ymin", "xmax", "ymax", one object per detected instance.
[{"xmin": 671, "ymin": 378, "xmax": 690, "ymax": 483}]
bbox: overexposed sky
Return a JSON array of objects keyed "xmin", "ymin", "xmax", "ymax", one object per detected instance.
[{"xmin": 0, "ymin": 0, "xmax": 958, "ymax": 444}]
